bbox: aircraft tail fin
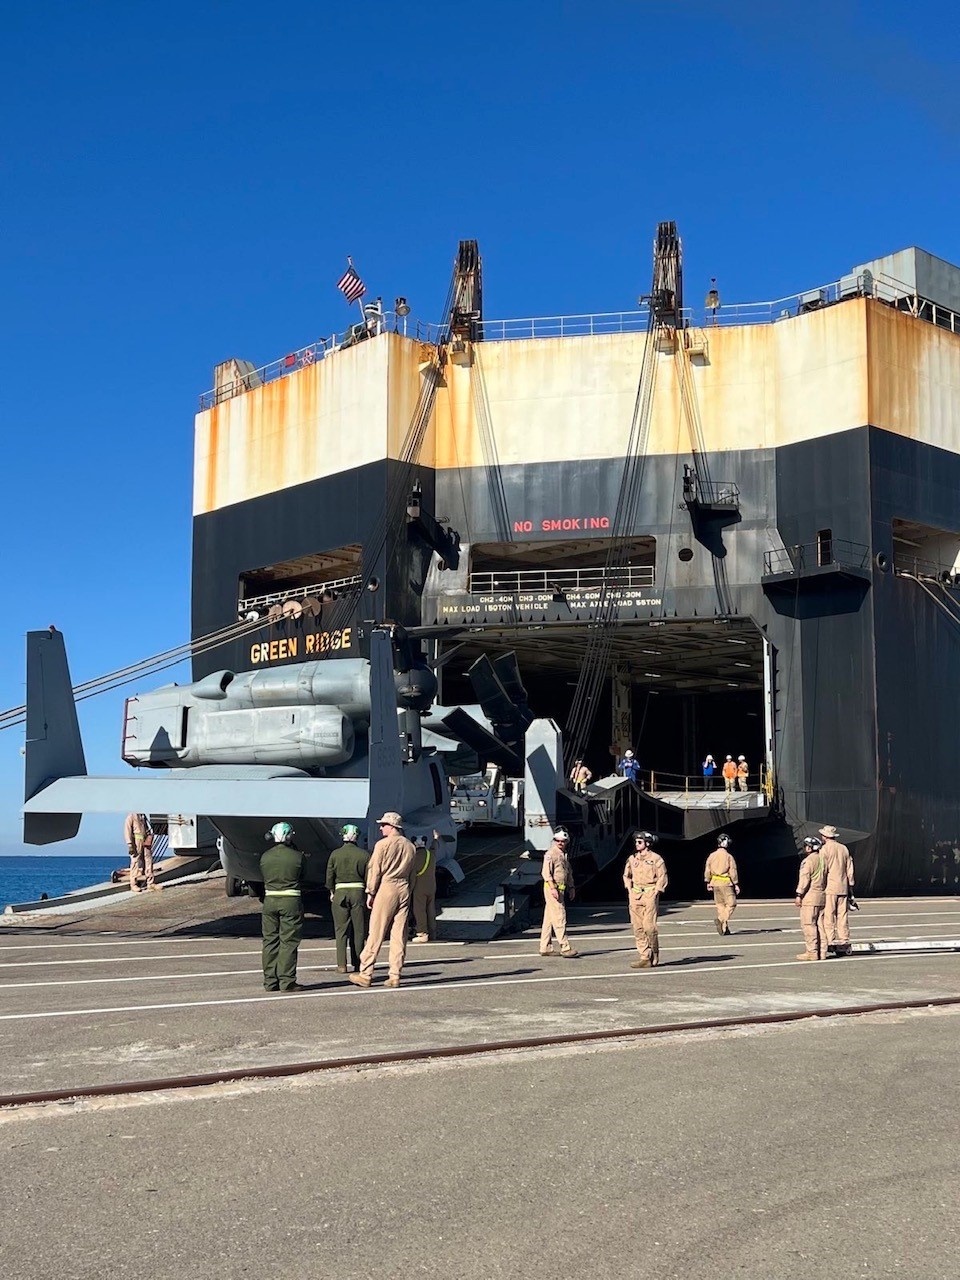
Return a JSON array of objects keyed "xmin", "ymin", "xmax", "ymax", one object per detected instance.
[{"xmin": 24, "ymin": 627, "xmax": 87, "ymax": 844}]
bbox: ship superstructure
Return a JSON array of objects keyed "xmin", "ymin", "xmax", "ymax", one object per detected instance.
[{"xmin": 188, "ymin": 234, "xmax": 960, "ymax": 892}]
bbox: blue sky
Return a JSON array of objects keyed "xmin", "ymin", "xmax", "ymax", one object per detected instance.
[{"xmin": 1, "ymin": 0, "xmax": 957, "ymax": 855}]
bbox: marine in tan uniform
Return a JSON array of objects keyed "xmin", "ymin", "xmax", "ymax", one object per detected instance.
[
  {"xmin": 349, "ymin": 812, "xmax": 416, "ymax": 989},
  {"xmin": 795, "ymin": 836, "xmax": 829, "ymax": 960},
  {"xmin": 539, "ymin": 828, "xmax": 579, "ymax": 958},
  {"xmin": 623, "ymin": 831, "xmax": 668, "ymax": 968},
  {"xmin": 124, "ymin": 812, "xmax": 157, "ymax": 892},
  {"xmin": 736, "ymin": 756, "xmax": 749, "ymax": 792},
  {"xmin": 820, "ymin": 824, "xmax": 855, "ymax": 956},
  {"xmin": 412, "ymin": 831, "xmax": 439, "ymax": 943},
  {"xmin": 704, "ymin": 834, "xmax": 740, "ymax": 935}
]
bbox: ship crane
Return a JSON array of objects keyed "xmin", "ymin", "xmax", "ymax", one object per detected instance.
[
  {"xmin": 564, "ymin": 221, "xmax": 678, "ymax": 770},
  {"xmin": 565, "ymin": 222, "xmax": 736, "ymax": 772}
]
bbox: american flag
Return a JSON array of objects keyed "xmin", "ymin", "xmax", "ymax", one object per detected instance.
[{"xmin": 336, "ymin": 262, "xmax": 366, "ymax": 304}]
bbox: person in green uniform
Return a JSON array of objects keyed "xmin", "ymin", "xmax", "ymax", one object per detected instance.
[
  {"xmin": 325, "ymin": 823, "xmax": 370, "ymax": 973},
  {"xmin": 260, "ymin": 821, "xmax": 308, "ymax": 993}
]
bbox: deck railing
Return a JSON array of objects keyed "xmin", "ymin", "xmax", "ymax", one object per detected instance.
[
  {"xmin": 763, "ymin": 539, "xmax": 870, "ymax": 577},
  {"xmin": 467, "ymin": 565, "xmax": 655, "ymax": 595},
  {"xmin": 199, "ymin": 270, "xmax": 960, "ymax": 408}
]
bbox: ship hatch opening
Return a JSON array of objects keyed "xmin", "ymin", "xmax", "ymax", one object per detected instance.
[
  {"xmin": 437, "ymin": 617, "xmax": 770, "ymax": 811},
  {"xmin": 239, "ymin": 544, "xmax": 363, "ymax": 604},
  {"xmin": 469, "ymin": 537, "xmax": 656, "ymax": 593}
]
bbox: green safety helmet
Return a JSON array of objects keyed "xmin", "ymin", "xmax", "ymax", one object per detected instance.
[
  {"xmin": 341, "ymin": 823, "xmax": 360, "ymax": 842},
  {"xmin": 270, "ymin": 821, "xmax": 294, "ymax": 844}
]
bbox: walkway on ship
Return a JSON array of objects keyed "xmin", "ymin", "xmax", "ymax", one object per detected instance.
[{"xmin": 1, "ymin": 885, "xmax": 958, "ymax": 1095}]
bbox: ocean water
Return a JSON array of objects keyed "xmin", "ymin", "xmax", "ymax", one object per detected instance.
[{"xmin": 0, "ymin": 856, "xmax": 121, "ymax": 908}]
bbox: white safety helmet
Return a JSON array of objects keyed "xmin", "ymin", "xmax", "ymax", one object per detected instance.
[
  {"xmin": 553, "ymin": 827, "xmax": 571, "ymax": 843},
  {"xmin": 624, "ymin": 750, "xmax": 634, "ymax": 758},
  {"xmin": 717, "ymin": 834, "xmax": 732, "ymax": 848},
  {"xmin": 270, "ymin": 821, "xmax": 294, "ymax": 845},
  {"xmin": 738, "ymin": 755, "xmax": 746, "ymax": 762},
  {"xmin": 803, "ymin": 836, "xmax": 823, "ymax": 852},
  {"xmin": 414, "ymin": 835, "xmax": 429, "ymax": 848}
]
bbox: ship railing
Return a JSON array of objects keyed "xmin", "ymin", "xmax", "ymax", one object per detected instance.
[
  {"xmin": 893, "ymin": 553, "xmax": 960, "ymax": 584},
  {"xmin": 198, "ymin": 311, "xmax": 408, "ymax": 410},
  {"xmin": 467, "ymin": 565, "xmax": 655, "ymax": 595},
  {"xmin": 639, "ymin": 768, "xmax": 768, "ymax": 796},
  {"xmin": 763, "ymin": 539, "xmax": 870, "ymax": 577},
  {"xmin": 238, "ymin": 574, "xmax": 364, "ymax": 618},
  {"xmin": 426, "ymin": 272, "xmax": 960, "ymax": 343},
  {"xmin": 198, "ymin": 273, "xmax": 960, "ymax": 407}
]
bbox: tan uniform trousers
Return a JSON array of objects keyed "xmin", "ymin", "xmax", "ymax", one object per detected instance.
[
  {"xmin": 823, "ymin": 894, "xmax": 850, "ymax": 947},
  {"xmin": 358, "ymin": 881, "xmax": 411, "ymax": 981},
  {"xmin": 129, "ymin": 837, "xmax": 155, "ymax": 888},
  {"xmin": 413, "ymin": 882, "xmax": 437, "ymax": 940},
  {"xmin": 629, "ymin": 890, "xmax": 660, "ymax": 964},
  {"xmin": 800, "ymin": 901, "xmax": 828, "ymax": 958},
  {"xmin": 711, "ymin": 884, "xmax": 737, "ymax": 926},
  {"xmin": 540, "ymin": 885, "xmax": 572, "ymax": 953}
]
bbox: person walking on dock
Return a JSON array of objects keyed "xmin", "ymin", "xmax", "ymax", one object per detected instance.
[
  {"xmin": 820, "ymin": 824, "xmax": 855, "ymax": 956},
  {"xmin": 325, "ymin": 823, "xmax": 370, "ymax": 973},
  {"xmin": 260, "ymin": 821, "xmax": 308, "ymax": 992},
  {"xmin": 704, "ymin": 834, "xmax": 740, "ymax": 934},
  {"xmin": 411, "ymin": 831, "xmax": 439, "ymax": 943},
  {"xmin": 623, "ymin": 831, "xmax": 668, "ymax": 968},
  {"xmin": 795, "ymin": 836, "xmax": 829, "ymax": 961},
  {"xmin": 721, "ymin": 756, "xmax": 737, "ymax": 794},
  {"xmin": 540, "ymin": 827, "xmax": 579, "ymax": 958},
  {"xmin": 349, "ymin": 812, "xmax": 416, "ymax": 989},
  {"xmin": 124, "ymin": 812, "xmax": 157, "ymax": 893},
  {"xmin": 736, "ymin": 756, "xmax": 749, "ymax": 792}
]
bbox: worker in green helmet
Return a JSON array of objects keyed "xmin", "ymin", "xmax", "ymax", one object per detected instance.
[
  {"xmin": 260, "ymin": 821, "xmax": 309, "ymax": 993},
  {"xmin": 325, "ymin": 823, "xmax": 371, "ymax": 973}
]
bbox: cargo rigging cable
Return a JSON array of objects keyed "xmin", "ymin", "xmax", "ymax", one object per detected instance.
[
  {"xmin": 0, "ymin": 614, "xmax": 272, "ymax": 732},
  {"xmin": 564, "ymin": 222, "xmax": 678, "ymax": 770}
]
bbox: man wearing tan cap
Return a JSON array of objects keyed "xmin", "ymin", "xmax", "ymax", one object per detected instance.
[
  {"xmin": 348, "ymin": 812, "xmax": 417, "ymax": 989},
  {"xmin": 819, "ymin": 824, "xmax": 855, "ymax": 956}
]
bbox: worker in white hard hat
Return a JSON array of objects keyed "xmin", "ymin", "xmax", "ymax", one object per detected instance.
[
  {"xmin": 617, "ymin": 749, "xmax": 641, "ymax": 784},
  {"xmin": 260, "ymin": 821, "xmax": 308, "ymax": 993},
  {"xmin": 722, "ymin": 755, "xmax": 738, "ymax": 793},
  {"xmin": 539, "ymin": 827, "xmax": 579, "ymax": 958},
  {"xmin": 349, "ymin": 811, "xmax": 417, "ymax": 989},
  {"xmin": 736, "ymin": 755, "xmax": 749, "ymax": 792},
  {"xmin": 325, "ymin": 823, "xmax": 370, "ymax": 973}
]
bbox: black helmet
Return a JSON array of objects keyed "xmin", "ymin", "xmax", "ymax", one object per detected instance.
[
  {"xmin": 717, "ymin": 834, "xmax": 732, "ymax": 849},
  {"xmin": 634, "ymin": 830, "xmax": 657, "ymax": 846},
  {"xmin": 803, "ymin": 836, "xmax": 823, "ymax": 852}
]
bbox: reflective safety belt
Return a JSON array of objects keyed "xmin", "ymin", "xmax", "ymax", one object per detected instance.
[
  {"xmin": 416, "ymin": 850, "xmax": 432, "ymax": 877},
  {"xmin": 710, "ymin": 874, "xmax": 732, "ymax": 883},
  {"xmin": 336, "ymin": 882, "xmax": 364, "ymax": 889},
  {"xmin": 264, "ymin": 889, "xmax": 301, "ymax": 897}
]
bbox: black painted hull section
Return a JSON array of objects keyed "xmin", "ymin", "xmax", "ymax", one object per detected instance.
[{"xmin": 190, "ymin": 426, "xmax": 960, "ymax": 893}]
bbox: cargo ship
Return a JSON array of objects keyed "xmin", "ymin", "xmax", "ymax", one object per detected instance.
[{"xmin": 24, "ymin": 228, "xmax": 960, "ymax": 898}]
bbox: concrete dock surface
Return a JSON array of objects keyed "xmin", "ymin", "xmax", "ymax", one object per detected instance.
[{"xmin": 2, "ymin": 887, "xmax": 959, "ymax": 1278}]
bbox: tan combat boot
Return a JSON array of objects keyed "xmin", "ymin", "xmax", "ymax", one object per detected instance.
[
  {"xmin": 384, "ymin": 977, "xmax": 400, "ymax": 988},
  {"xmin": 630, "ymin": 958, "xmax": 652, "ymax": 969},
  {"xmin": 348, "ymin": 973, "xmax": 372, "ymax": 988}
]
